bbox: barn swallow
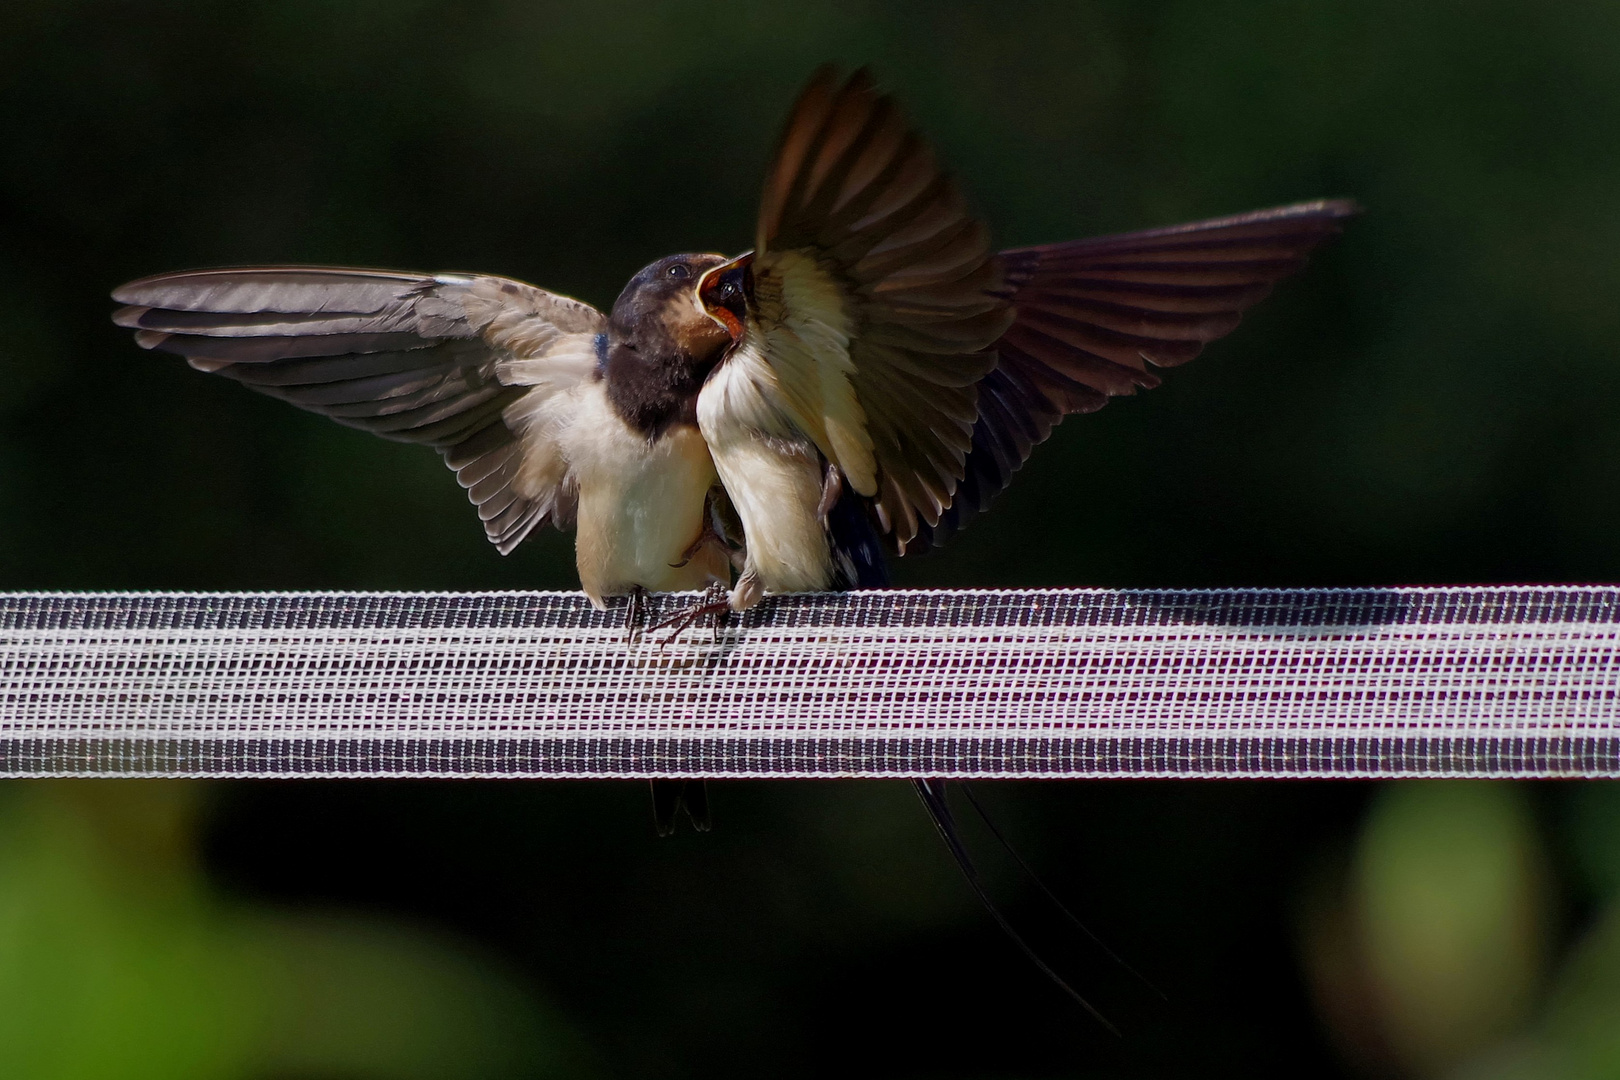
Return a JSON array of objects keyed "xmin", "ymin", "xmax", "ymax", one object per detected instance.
[
  {"xmin": 112, "ymin": 256, "xmax": 736, "ymax": 610},
  {"xmin": 113, "ymin": 66, "xmax": 1353, "ymax": 1007},
  {"xmin": 696, "ymin": 68, "xmax": 1354, "ymax": 614}
]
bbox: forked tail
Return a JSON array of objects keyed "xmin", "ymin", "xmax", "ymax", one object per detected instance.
[{"xmin": 911, "ymin": 778, "xmax": 1119, "ymax": 1033}]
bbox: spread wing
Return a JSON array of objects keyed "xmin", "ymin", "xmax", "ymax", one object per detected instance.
[
  {"xmin": 912, "ymin": 198, "xmax": 1359, "ymax": 550},
  {"xmin": 741, "ymin": 67, "xmax": 1015, "ymax": 551},
  {"xmin": 112, "ymin": 267, "xmax": 604, "ymax": 553}
]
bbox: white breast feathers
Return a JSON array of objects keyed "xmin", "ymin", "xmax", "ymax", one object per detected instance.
[
  {"xmin": 556, "ymin": 383, "xmax": 725, "ymax": 608},
  {"xmin": 697, "ymin": 340, "xmax": 834, "ymax": 598}
]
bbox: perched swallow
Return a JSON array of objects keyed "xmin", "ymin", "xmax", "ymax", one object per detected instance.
[
  {"xmin": 113, "ymin": 67, "xmax": 1353, "ymax": 1009},
  {"xmin": 696, "ymin": 69, "xmax": 1354, "ymax": 612},
  {"xmin": 112, "ymin": 255, "xmax": 738, "ymax": 609}
]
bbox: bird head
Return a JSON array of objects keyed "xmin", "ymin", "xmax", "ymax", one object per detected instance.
[
  {"xmin": 608, "ymin": 253, "xmax": 733, "ymax": 369},
  {"xmin": 696, "ymin": 252, "xmax": 754, "ymax": 343}
]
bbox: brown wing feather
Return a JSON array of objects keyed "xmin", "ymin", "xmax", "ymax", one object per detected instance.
[
  {"xmin": 911, "ymin": 198, "xmax": 1358, "ymax": 550},
  {"xmin": 113, "ymin": 267, "xmax": 603, "ymax": 553},
  {"xmin": 752, "ymin": 68, "xmax": 1014, "ymax": 552}
]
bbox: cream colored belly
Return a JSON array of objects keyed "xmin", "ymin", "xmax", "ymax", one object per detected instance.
[
  {"xmin": 560, "ymin": 387, "xmax": 726, "ymax": 608},
  {"xmin": 709, "ymin": 438, "xmax": 831, "ymax": 593},
  {"xmin": 697, "ymin": 361, "xmax": 833, "ymax": 596}
]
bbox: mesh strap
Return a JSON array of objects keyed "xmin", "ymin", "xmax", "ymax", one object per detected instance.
[{"xmin": 2, "ymin": 587, "xmax": 1616, "ymax": 778}]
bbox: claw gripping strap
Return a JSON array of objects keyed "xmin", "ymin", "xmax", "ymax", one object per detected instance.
[{"xmin": 1, "ymin": 587, "xmax": 1617, "ymax": 779}]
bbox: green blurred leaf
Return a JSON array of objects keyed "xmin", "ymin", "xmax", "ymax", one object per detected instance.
[
  {"xmin": 0, "ymin": 782, "xmax": 589, "ymax": 1080},
  {"xmin": 1352, "ymin": 782, "xmax": 1550, "ymax": 1077}
]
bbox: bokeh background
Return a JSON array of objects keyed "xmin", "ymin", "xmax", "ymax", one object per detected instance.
[{"xmin": 3, "ymin": 1, "xmax": 1619, "ymax": 1077}]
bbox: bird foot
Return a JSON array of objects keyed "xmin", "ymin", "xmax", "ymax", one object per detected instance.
[{"xmin": 651, "ymin": 583, "xmax": 731, "ymax": 647}]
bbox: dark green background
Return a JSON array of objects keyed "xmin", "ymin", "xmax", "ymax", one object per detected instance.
[{"xmin": 2, "ymin": 2, "xmax": 1618, "ymax": 1078}]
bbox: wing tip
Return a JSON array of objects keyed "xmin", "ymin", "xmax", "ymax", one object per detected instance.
[
  {"xmin": 814, "ymin": 62, "xmax": 841, "ymax": 88},
  {"xmin": 486, "ymin": 499, "xmax": 549, "ymax": 555},
  {"xmin": 111, "ymin": 304, "xmax": 150, "ymax": 330},
  {"xmin": 841, "ymin": 64, "xmax": 878, "ymax": 98},
  {"xmin": 1001, "ymin": 196, "xmax": 1365, "ymax": 258},
  {"xmin": 1203, "ymin": 197, "xmax": 1363, "ymax": 230},
  {"xmin": 111, "ymin": 279, "xmax": 161, "ymax": 306},
  {"xmin": 1269, "ymin": 196, "xmax": 1363, "ymax": 221},
  {"xmin": 1314, "ymin": 196, "xmax": 1364, "ymax": 219},
  {"xmin": 112, "ymin": 266, "xmax": 433, "ymax": 308}
]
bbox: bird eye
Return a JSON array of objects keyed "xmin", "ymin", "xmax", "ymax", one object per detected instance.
[
  {"xmin": 667, "ymin": 264, "xmax": 690, "ymax": 279},
  {"xmin": 719, "ymin": 282, "xmax": 738, "ymax": 300}
]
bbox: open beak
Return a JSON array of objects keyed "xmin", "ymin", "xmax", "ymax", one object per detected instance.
[{"xmin": 698, "ymin": 252, "xmax": 755, "ymax": 342}]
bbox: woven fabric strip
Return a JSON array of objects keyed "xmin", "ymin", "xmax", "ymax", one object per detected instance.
[{"xmin": 1, "ymin": 587, "xmax": 1616, "ymax": 779}]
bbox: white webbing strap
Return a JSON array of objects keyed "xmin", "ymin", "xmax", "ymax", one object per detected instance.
[{"xmin": 1, "ymin": 587, "xmax": 1615, "ymax": 779}]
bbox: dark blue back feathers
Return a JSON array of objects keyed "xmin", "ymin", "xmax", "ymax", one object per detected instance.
[{"xmin": 826, "ymin": 480, "xmax": 890, "ymax": 589}]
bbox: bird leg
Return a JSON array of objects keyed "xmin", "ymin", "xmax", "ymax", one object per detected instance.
[
  {"xmin": 651, "ymin": 581, "xmax": 732, "ymax": 647},
  {"xmin": 728, "ymin": 569, "xmax": 764, "ymax": 611},
  {"xmin": 621, "ymin": 585, "xmax": 648, "ymax": 645}
]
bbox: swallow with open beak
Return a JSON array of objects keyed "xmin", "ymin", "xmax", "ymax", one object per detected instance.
[
  {"xmin": 112, "ymin": 66, "xmax": 1354, "ymax": 990},
  {"xmin": 693, "ymin": 68, "xmax": 1355, "ymax": 615}
]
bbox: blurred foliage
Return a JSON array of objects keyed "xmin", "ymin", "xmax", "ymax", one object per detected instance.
[
  {"xmin": 2, "ymin": 0, "xmax": 1619, "ymax": 1077},
  {"xmin": 0, "ymin": 782, "xmax": 582, "ymax": 1080},
  {"xmin": 1301, "ymin": 784, "xmax": 1548, "ymax": 1076},
  {"xmin": 1301, "ymin": 783, "xmax": 1620, "ymax": 1080},
  {"xmin": 1355, "ymin": 786, "xmax": 1548, "ymax": 1074}
]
